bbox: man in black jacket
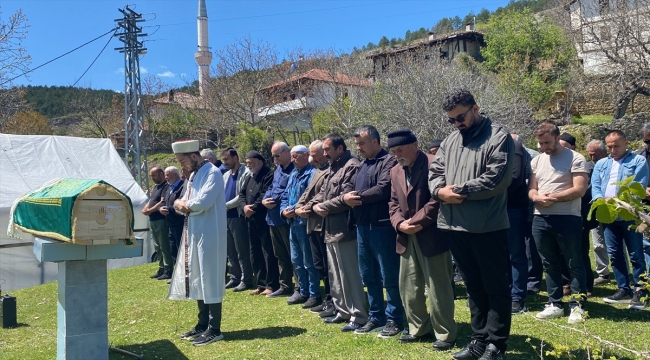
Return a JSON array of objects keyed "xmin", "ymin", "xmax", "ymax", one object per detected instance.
[
  {"xmin": 240, "ymin": 151, "xmax": 279, "ymax": 295},
  {"xmin": 160, "ymin": 166, "xmax": 185, "ymax": 266},
  {"xmin": 344, "ymin": 125, "xmax": 404, "ymax": 338}
]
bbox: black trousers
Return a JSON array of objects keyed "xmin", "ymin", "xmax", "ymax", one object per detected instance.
[
  {"xmin": 561, "ymin": 225, "xmax": 595, "ymax": 293},
  {"xmin": 248, "ymin": 216, "xmax": 279, "ymax": 291},
  {"xmin": 197, "ymin": 300, "xmax": 222, "ymax": 331},
  {"xmin": 169, "ymin": 225, "xmax": 183, "ymax": 266},
  {"xmin": 309, "ymin": 230, "xmax": 330, "ymax": 296},
  {"xmin": 227, "ymin": 216, "xmax": 253, "ymax": 285},
  {"xmin": 447, "ymin": 229, "xmax": 511, "ymax": 352},
  {"xmin": 270, "ymin": 224, "xmax": 295, "ymax": 292}
]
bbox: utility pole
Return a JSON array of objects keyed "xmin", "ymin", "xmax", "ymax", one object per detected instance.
[{"xmin": 114, "ymin": 6, "xmax": 149, "ymax": 194}]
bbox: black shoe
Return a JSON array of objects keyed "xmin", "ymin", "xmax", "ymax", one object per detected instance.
[
  {"xmin": 310, "ymin": 302, "xmax": 326, "ymax": 313},
  {"xmin": 192, "ymin": 328, "xmax": 224, "ymax": 346},
  {"xmin": 433, "ymin": 339, "xmax": 456, "ymax": 351},
  {"xmin": 324, "ymin": 315, "xmax": 347, "ymax": 324},
  {"xmin": 233, "ymin": 282, "xmax": 252, "ymax": 292},
  {"xmin": 225, "ymin": 279, "xmax": 240, "ymax": 289},
  {"xmin": 354, "ymin": 320, "xmax": 383, "ymax": 334},
  {"xmin": 603, "ymin": 288, "xmax": 633, "ymax": 304},
  {"xmin": 180, "ymin": 326, "xmax": 207, "ymax": 340},
  {"xmin": 156, "ymin": 272, "xmax": 172, "ymax": 280},
  {"xmin": 150, "ymin": 268, "xmax": 164, "ymax": 279},
  {"xmin": 302, "ymin": 296, "xmax": 322, "ymax": 309},
  {"xmin": 266, "ymin": 287, "xmax": 292, "ymax": 298},
  {"xmin": 479, "ymin": 344, "xmax": 505, "ymax": 360},
  {"xmin": 452, "ymin": 340, "xmax": 487, "ymax": 360},
  {"xmin": 398, "ymin": 332, "xmax": 434, "ymax": 343},
  {"xmin": 319, "ymin": 302, "xmax": 337, "ymax": 318},
  {"xmin": 377, "ymin": 320, "xmax": 403, "ymax": 338},
  {"xmin": 287, "ymin": 292, "xmax": 308, "ymax": 305},
  {"xmin": 511, "ymin": 301, "xmax": 526, "ymax": 315},
  {"xmin": 629, "ymin": 290, "xmax": 649, "ymax": 310},
  {"xmin": 341, "ymin": 321, "xmax": 362, "ymax": 332}
]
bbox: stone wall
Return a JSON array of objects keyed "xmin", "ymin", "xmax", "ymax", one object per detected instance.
[
  {"xmin": 572, "ymin": 81, "xmax": 650, "ymax": 116},
  {"xmin": 559, "ymin": 113, "xmax": 650, "ymax": 154}
]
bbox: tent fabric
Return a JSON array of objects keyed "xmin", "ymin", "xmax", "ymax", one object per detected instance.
[{"xmin": 0, "ymin": 134, "xmax": 151, "ymax": 291}]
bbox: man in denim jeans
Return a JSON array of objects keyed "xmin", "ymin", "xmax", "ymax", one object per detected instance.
[
  {"xmin": 345, "ymin": 125, "xmax": 404, "ymax": 338},
  {"xmin": 634, "ymin": 123, "xmax": 650, "ymax": 276},
  {"xmin": 593, "ymin": 130, "xmax": 648, "ymax": 310},
  {"xmin": 529, "ymin": 122, "xmax": 589, "ymax": 324}
]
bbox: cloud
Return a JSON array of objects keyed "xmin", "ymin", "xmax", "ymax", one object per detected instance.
[
  {"xmin": 140, "ymin": 67, "xmax": 148, "ymax": 74},
  {"xmin": 157, "ymin": 71, "xmax": 175, "ymax": 78},
  {"xmin": 115, "ymin": 68, "xmax": 124, "ymax": 74},
  {"xmin": 160, "ymin": 65, "xmax": 167, "ymax": 69}
]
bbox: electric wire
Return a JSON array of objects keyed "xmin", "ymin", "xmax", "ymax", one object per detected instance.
[
  {"xmin": 0, "ymin": 27, "xmax": 118, "ymax": 86},
  {"xmin": 71, "ymin": 28, "xmax": 119, "ymax": 87}
]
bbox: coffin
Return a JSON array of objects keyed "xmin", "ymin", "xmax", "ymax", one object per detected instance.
[{"xmin": 10, "ymin": 178, "xmax": 134, "ymax": 245}]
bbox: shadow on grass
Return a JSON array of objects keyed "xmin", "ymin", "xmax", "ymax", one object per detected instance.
[
  {"xmin": 225, "ymin": 326, "xmax": 307, "ymax": 341},
  {"xmin": 109, "ymin": 340, "xmax": 188, "ymax": 360},
  {"xmin": 3, "ymin": 323, "xmax": 30, "ymax": 329}
]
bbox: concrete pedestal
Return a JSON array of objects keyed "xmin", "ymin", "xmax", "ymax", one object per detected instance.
[
  {"xmin": 33, "ymin": 237, "xmax": 143, "ymax": 360},
  {"xmin": 57, "ymin": 260, "xmax": 108, "ymax": 360}
]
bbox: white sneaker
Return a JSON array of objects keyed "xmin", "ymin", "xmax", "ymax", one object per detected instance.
[
  {"xmin": 536, "ymin": 304, "xmax": 564, "ymax": 319},
  {"xmin": 568, "ymin": 307, "xmax": 584, "ymax": 324}
]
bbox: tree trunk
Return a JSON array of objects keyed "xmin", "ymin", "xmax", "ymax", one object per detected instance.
[{"xmin": 613, "ymin": 88, "xmax": 636, "ymax": 119}]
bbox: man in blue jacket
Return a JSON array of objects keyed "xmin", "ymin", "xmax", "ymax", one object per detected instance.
[
  {"xmin": 263, "ymin": 141, "xmax": 297, "ymax": 299},
  {"xmin": 592, "ymin": 130, "xmax": 648, "ymax": 310},
  {"xmin": 280, "ymin": 145, "xmax": 319, "ymax": 307}
]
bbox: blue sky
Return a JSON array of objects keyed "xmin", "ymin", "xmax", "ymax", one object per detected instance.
[{"xmin": 3, "ymin": 0, "xmax": 511, "ymax": 92}]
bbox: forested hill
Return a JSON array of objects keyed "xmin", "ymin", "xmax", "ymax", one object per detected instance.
[{"xmin": 21, "ymin": 85, "xmax": 119, "ymax": 119}]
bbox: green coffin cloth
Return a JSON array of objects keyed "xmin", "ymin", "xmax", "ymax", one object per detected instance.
[{"xmin": 12, "ymin": 178, "xmax": 134, "ymax": 242}]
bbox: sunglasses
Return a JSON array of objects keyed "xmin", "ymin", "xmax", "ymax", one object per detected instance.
[
  {"xmin": 644, "ymin": 139, "xmax": 650, "ymax": 144},
  {"xmin": 272, "ymin": 148, "xmax": 287, "ymax": 158},
  {"xmin": 447, "ymin": 107, "xmax": 473, "ymax": 124}
]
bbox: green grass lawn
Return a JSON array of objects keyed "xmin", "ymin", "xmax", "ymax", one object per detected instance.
[
  {"xmin": 572, "ymin": 115, "xmax": 613, "ymax": 125},
  {"xmin": 1, "ymin": 262, "xmax": 648, "ymax": 360}
]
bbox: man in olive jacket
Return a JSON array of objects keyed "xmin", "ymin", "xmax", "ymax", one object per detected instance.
[
  {"xmin": 429, "ymin": 89, "xmax": 514, "ymax": 360},
  {"xmin": 312, "ymin": 133, "xmax": 368, "ymax": 332}
]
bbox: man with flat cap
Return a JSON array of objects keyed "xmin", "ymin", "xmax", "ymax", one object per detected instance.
[
  {"xmin": 429, "ymin": 139, "xmax": 443, "ymax": 156},
  {"xmin": 168, "ymin": 139, "xmax": 227, "ymax": 346},
  {"xmin": 240, "ymin": 150, "xmax": 280, "ymax": 296},
  {"xmin": 387, "ymin": 129, "xmax": 456, "ymax": 350}
]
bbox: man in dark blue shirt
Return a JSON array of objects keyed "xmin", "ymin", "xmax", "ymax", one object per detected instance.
[
  {"xmin": 344, "ymin": 125, "xmax": 404, "ymax": 338},
  {"xmin": 262, "ymin": 142, "xmax": 296, "ymax": 299},
  {"xmin": 142, "ymin": 166, "xmax": 172, "ymax": 280}
]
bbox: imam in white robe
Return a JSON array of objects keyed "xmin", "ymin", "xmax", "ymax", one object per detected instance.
[{"xmin": 168, "ymin": 163, "xmax": 227, "ymax": 304}]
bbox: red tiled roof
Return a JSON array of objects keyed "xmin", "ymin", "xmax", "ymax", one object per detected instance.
[{"xmin": 262, "ymin": 68, "xmax": 370, "ymax": 90}]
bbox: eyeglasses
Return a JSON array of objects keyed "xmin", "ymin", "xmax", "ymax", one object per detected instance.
[
  {"xmin": 447, "ymin": 107, "xmax": 473, "ymax": 124},
  {"xmin": 644, "ymin": 139, "xmax": 650, "ymax": 144},
  {"xmin": 272, "ymin": 148, "xmax": 287, "ymax": 158}
]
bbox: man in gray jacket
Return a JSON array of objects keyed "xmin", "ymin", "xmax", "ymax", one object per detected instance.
[
  {"xmin": 429, "ymin": 89, "xmax": 514, "ymax": 360},
  {"xmin": 313, "ymin": 133, "xmax": 368, "ymax": 332},
  {"xmin": 221, "ymin": 148, "xmax": 254, "ymax": 292}
]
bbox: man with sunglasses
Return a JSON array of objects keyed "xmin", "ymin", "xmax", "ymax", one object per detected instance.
[
  {"xmin": 262, "ymin": 142, "xmax": 297, "ymax": 300},
  {"xmin": 429, "ymin": 89, "xmax": 514, "ymax": 360}
]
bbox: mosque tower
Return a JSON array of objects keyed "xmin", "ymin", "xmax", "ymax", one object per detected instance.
[{"xmin": 195, "ymin": 0, "xmax": 212, "ymax": 97}]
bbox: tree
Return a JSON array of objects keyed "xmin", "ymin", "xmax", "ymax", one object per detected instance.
[
  {"xmin": 481, "ymin": 8, "xmax": 577, "ymax": 109},
  {"xmin": 3, "ymin": 110, "xmax": 52, "ymax": 135},
  {"xmin": 0, "ymin": 7, "xmax": 31, "ymax": 132},
  {"xmin": 67, "ymin": 86, "xmax": 122, "ymax": 138},
  {"xmin": 574, "ymin": 0, "xmax": 650, "ymax": 118},
  {"xmin": 432, "ymin": 17, "xmax": 454, "ymax": 34},
  {"xmin": 378, "ymin": 36, "xmax": 390, "ymax": 48},
  {"xmin": 476, "ymin": 8, "xmax": 491, "ymax": 24}
]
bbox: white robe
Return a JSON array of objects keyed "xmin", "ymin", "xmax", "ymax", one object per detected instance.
[{"xmin": 168, "ymin": 163, "xmax": 227, "ymax": 304}]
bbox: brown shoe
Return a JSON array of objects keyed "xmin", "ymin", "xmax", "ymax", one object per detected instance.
[
  {"xmin": 261, "ymin": 288, "xmax": 273, "ymax": 295},
  {"xmin": 250, "ymin": 289, "xmax": 262, "ymax": 295}
]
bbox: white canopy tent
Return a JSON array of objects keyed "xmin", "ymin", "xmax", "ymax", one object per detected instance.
[{"xmin": 0, "ymin": 134, "xmax": 152, "ymax": 291}]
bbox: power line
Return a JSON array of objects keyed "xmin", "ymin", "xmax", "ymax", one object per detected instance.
[
  {"xmin": 71, "ymin": 28, "xmax": 118, "ymax": 87},
  {"xmin": 0, "ymin": 27, "xmax": 118, "ymax": 86}
]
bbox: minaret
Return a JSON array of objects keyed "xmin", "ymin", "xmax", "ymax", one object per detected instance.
[{"xmin": 195, "ymin": 0, "xmax": 212, "ymax": 97}]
